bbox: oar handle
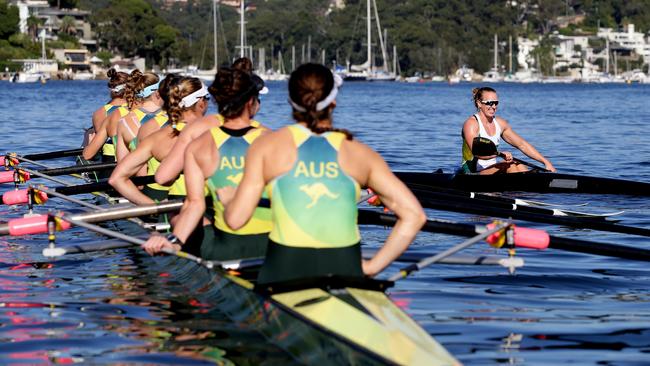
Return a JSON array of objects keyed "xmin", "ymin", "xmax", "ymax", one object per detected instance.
[{"xmin": 498, "ymin": 152, "xmax": 550, "ymax": 172}]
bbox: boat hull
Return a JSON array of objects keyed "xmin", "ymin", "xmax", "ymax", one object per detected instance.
[{"xmin": 395, "ymin": 171, "xmax": 650, "ymax": 196}]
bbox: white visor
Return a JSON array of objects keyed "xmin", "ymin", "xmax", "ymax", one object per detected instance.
[
  {"xmin": 288, "ymin": 72, "xmax": 343, "ymax": 112},
  {"xmin": 179, "ymin": 84, "xmax": 209, "ymax": 108}
]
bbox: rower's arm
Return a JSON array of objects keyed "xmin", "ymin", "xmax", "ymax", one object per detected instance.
[
  {"xmin": 108, "ymin": 140, "xmax": 155, "ymax": 205},
  {"xmin": 502, "ymin": 125, "xmax": 556, "ymax": 171},
  {"xmin": 82, "ymin": 116, "xmax": 109, "ymax": 160},
  {"xmin": 362, "ymin": 147, "xmax": 427, "ymax": 277},
  {"xmin": 172, "ymin": 136, "xmax": 218, "ymax": 242},
  {"xmin": 221, "ymin": 141, "xmax": 266, "ymax": 230},
  {"xmin": 155, "ymin": 130, "xmax": 192, "ymax": 186},
  {"xmin": 91, "ymin": 107, "xmax": 105, "ymax": 132}
]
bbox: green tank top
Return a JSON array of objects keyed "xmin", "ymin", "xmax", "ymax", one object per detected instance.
[
  {"xmin": 145, "ymin": 117, "xmax": 171, "ymax": 192},
  {"xmin": 266, "ymin": 124, "xmax": 360, "ymax": 248},
  {"xmin": 206, "ymin": 126, "xmax": 272, "ymax": 235}
]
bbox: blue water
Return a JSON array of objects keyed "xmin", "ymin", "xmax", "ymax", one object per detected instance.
[{"xmin": 0, "ymin": 80, "xmax": 649, "ymax": 365}]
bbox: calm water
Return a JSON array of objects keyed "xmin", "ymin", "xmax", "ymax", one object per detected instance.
[{"xmin": 0, "ymin": 80, "xmax": 649, "ymax": 365}]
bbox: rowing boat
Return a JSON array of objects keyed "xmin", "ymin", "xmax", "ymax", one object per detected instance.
[
  {"xmin": 21, "ymin": 166, "xmax": 459, "ymax": 365},
  {"xmin": 395, "ymin": 170, "xmax": 650, "ymax": 196}
]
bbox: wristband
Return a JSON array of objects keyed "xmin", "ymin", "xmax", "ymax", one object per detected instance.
[{"xmin": 166, "ymin": 233, "xmax": 183, "ymax": 246}]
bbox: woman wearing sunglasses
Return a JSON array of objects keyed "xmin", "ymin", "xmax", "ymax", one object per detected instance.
[{"xmin": 460, "ymin": 86, "xmax": 555, "ymax": 174}]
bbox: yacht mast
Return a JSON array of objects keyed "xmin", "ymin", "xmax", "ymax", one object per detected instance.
[
  {"xmin": 213, "ymin": 0, "xmax": 218, "ymax": 69},
  {"xmin": 372, "ymin": 0, "xmax": 388, "ymax": 72},
  {"xmin": 366, "ymin": 0, "xmax": 371, "ymax": 70},
  {"xmin": 239, "ymin": 1, "xmax": 245, "ymax": 58},
  {"xmin": 493, "ymin": 34, "xmax": 498, "ymax": 71}
]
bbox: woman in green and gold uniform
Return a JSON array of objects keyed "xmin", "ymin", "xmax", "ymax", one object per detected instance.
[
  {"xmin": 143, "ymin": 67, "xmax": 270, "ymax": 261},
  {"xmin": 217, "ymin": 63, "xmax": 426, "ymax": 283},
  {"xmin": 82, "ymin": 70, "xmax": 154, "ymax": 163},
  {"xmin": 108, "ymin": 77, "xmax": 209, "ymax": 205}
]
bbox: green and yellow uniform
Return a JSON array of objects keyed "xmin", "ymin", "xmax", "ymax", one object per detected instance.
[
  {"xmin": 101, "ymin": 104, "xmax": 129, "ymax": 163},
  {"xmin": 140, "ymin": 115, "xmax": 171, "ymax": 202},
  {"xmin": 257, "ymin": 124, "xmax": 362, "ymax": 284},
  {"xmin": 203, "ymin": 125, "xmax": 271, "ymax": 260}
]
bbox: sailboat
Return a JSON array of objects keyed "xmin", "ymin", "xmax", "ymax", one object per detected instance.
[
  {"xmin": 183, "ymin": 0, "xmax": 220, "ymax": 83},
  {"xmin": 343, "ymin": 0, "xmax": 395, "ymax": 81},
  {"xmin": 482, "ymin": 34, "xmax": 503, "ymax": 82},
  {"xmin": 10, "ymin": 31, "xmax": 54, "ymax": 83}
]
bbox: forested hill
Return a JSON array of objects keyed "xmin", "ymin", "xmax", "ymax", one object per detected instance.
[{"xmin": 77, "ymin": 0, "xmax": 650, "ymax": 74}]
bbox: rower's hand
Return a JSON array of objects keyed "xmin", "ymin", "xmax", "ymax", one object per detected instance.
[
  {"xmin": 362, "ymin": 259, "xmax": 379, "ymax": 277},
  {"xmin": 143, "ymin": 234, "xmax": 180, "ymax": 256},
  {"xmin": 499, "ymin": 151, "xmax": 513, "ymax": 162},
  {"xmin": 545, "ymin": 162, "xmax": 557, "ymax": 172},
  {"xmin": 216, "ymin": 186, "xmax": 236, "ymax": 206}
]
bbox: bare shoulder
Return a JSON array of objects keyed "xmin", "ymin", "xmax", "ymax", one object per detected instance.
[
  {"xmin": 496, "ymin": 116, "xmax": 510, "ymax": 129},
  {"xmin": 188, "ymin": 129, "xmax": 215, "ymax": 153},
  {"xmin": 463, "ymin": 115, "xmax": 478, "ymax": 129}
]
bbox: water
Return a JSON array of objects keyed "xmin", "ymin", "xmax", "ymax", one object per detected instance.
[{"xmin": 1, "ymin": 80, "xmax": 649, "ymax": 365}]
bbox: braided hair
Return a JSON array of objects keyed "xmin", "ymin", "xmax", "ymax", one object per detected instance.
[
  {"xmin": 165, "ymin": 77, "xmax": 204, "ymax": 136},
  {"xmin": 124, "ymin": 70, "xmax": 159, "ymax": 109},
  {"xmin": 288, "ymin": 63, "xmax": 352, "ymax": 140}
]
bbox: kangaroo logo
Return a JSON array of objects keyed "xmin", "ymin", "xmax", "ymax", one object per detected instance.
[
  {"xmin": 300, "ymin": 183, "xmax": 339, "ymax": 208},
  {"xmin": 226, "ymin": 172, "xmax": 243, "ymax": 185}
]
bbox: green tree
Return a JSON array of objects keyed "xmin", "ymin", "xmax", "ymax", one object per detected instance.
[
  {"xmin": 26, "ymin": 15, "xmax": 43, "ymax": 41},
  {"xmin": 0, "ymin": 0, "xmax": 19, "ymax": 39},
  {"xmin": 59, "ymin": 15, "xmax": 77, "ymax": 36}
]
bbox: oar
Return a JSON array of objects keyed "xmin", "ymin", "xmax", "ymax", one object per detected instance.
[
  {"xmin": 20, "ymin": 148, "xmax": 84, "ymax": 161},
  {"xmin": 358, "ymin": 209, "xmax": 650, "ymax": 262},
  {"xmin": 411, "ymin": 188, "xmax": 650, "ymax": 237},
  {"xmin": 388, "ymin": 222, "xmax": 513, "ymax": 281},
  {"xmin": 0, "ymin": 200, "xmax": 183, "ymax": 236},
  {"xmin": 0, "ymin": 176, "xmax": 156, "ymax": 205},
  {"xmin": 0, "ymin": 163, "xmax": 117, "ymax": 184},
  {"xmin": 45, "ymin": 213, "xmax": 212, "ymax": 267},
  {"xmin": 472, "ymin": 136, "xmax": 550, "ymax": 172},
  {"xmin": 402, "ymin": 182, "xmax": 620, "ymax": 219}
]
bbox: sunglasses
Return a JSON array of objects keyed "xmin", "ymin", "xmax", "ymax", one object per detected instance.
[{"xmin": 480, "ymin": 100, "xmax": 499, "ymax": 107}]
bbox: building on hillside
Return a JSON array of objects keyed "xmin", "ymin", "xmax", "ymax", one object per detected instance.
[
  {"xmin": 52, "ymin": 49, "xmax": 90, "ymax": 72},
  {"xmin": 9, "ymin": 0, "xmax": 48, "ymax": 34},
  {"xmin": 9, "ymin": 1, "xmax": 96, "ymax": 51},
  {"xmin": 598, "ymin": 24, "xmax": 650, "ymax": 65}
]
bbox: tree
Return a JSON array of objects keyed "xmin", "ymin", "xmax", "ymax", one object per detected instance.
[
  {"xmin": 59, "ymin": 16, "xmax": 77, "ymax": 37},
  {"xmin": 26, "ymin": 15, "xmax": 43, "ymax": 41},
  {"xmin": 0, "ymin": 0, "xmax": 19, "ymax": 39}
]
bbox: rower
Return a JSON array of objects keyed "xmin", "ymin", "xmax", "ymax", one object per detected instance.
[
  {"xmin": 81, "ymin": 69, "xmax": 130, "ymax": 180},
  {"xmin": 460, "ymin": 86, "xmax": 556, "ymax": 174},
  {"xmin": 154, "ymin": 58, "xmax": 267, "ymax": 187},
  {"xmin": 90, "ymin": 69, "xmax": 128, "ymax": 134},
  {"xmin": 108, "ymin": 77, "xmax": 208, "ymax": 205},
  {"xmin": 82, "ymin": 70, "xmax": 154, "ymax": 164},
  {"xmin": 143, "ymin": 67, "xmax": 270, "ymax": 261},
  {"xmin": 114, "ymin": 75, "xmax": 167, "ymax": 161},
  {"xmin": 213, "ymin": 63, "xmax": 425, "ymax": 283}
]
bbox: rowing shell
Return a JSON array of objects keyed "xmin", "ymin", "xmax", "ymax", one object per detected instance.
[
  {"xmin": 395, "ymin": 171, "xmax": 650, "ymax": 196},
  {"xmin": 72, "ymin": 180, "xmax": 459, "ymax": 365}
]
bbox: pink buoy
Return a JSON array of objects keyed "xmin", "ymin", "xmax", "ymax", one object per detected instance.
[
  {"xmin": 0, "ymin": 170, "xmax": 13, "ymax": 183},
  {"xmin": 8, "ymin": 215, "xmax": 71, "ymax": 236},
  {"xmin": 1, "ymin": 189, "xmax": 29, "ymax": 205},
  {"xmin": 0, "ymin": 156, "xmax": 4, "ymax": 166}
]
